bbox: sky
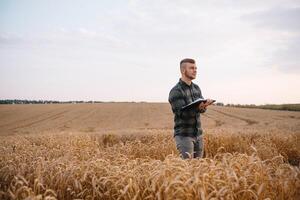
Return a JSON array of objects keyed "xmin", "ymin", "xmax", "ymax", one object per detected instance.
[{"xmin": 0, "ymin": 0, "xmax": 300, "ymax": 104}]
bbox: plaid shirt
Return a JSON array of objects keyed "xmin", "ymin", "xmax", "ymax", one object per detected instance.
[{"xmin": 168, "ymin": 78, "xmax": 206, "ymax": 137}]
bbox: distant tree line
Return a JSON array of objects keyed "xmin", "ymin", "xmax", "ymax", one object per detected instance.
[
  {"xmin": 225, "ymin": 103, "xmax": 300, "ymax": 112},
  {"xmin": 1, "ymin": 99, "xmax": 298, "ymax": 111},
  {"xmin": 204, "ymin": 102, "xmax": 299, "ymax": 112},
  {"xmin": 0, "ymin": 99, "xmax": 104, "ymax": 104}
]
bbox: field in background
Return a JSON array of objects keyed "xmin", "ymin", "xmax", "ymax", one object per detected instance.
[{"xmin": 0, "ymin": 103, "xmax": 299, "ymax": 199}]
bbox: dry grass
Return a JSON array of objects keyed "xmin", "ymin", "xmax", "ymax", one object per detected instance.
[
  {"xmin": 0, "ymin": 103, "xmax": 299, "ymax": 199},
  {"xmin": 1, "ymin": 130, "xmax": 299, "ymax": 200}
]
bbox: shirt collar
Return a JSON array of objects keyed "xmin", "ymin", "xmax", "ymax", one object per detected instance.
[{"xmin": 179, "ymin": 78, "xmax": 193, "ymax": 88}]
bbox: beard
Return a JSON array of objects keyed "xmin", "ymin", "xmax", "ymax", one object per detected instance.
[{"xmin": 184, "ymin": 71, "xmax": 196, "ymax": 80}]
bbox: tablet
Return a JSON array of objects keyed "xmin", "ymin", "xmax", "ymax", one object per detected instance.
[{"xmin": 181, "ymin": 98, "xmax": 216, "ymax": 111}]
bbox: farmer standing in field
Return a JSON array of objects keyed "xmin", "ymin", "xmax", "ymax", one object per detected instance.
[{"xmin": 168, "ymin": 58, "xmax": 214, "ymax": 159}]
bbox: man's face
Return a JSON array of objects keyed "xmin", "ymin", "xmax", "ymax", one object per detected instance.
[{"xmin": 182, "ymin": 62, "xmax": 197, "ymax": 80}]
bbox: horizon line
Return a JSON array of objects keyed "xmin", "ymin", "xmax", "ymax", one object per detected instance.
[{"xmin": 0, "ymin": 99, "xmax": 299, "ymax": 106}]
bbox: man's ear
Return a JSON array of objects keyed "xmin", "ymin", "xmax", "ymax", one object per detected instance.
[
  {"xmin": 180, "ymin": 69, "xmax": 185, "ymax": 75},
  {"xmin": 180, "ymin": 64, "xmax": 186, "ymax": 74}
]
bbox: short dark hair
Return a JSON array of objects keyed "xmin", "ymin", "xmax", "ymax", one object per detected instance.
[
  {"xmin": 180, "ymin": 58, "xmax": 195, "ymax": 70},
  {"xmin": 180, "ymin": 58, "xmax": 195, "ymax": 66}
]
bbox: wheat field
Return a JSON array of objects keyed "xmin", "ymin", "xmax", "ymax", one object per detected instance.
[{"xmin": 0, "ymin": 103, "xmax": 299, "ymax": 199}]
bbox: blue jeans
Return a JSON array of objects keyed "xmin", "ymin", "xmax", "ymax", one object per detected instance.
[{"xmin": 174, "ymin": 135, "xmax": 203, "ymax": 159}]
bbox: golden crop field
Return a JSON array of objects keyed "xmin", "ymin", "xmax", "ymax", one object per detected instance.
[{"xmin": 0, "ymin": 103, "xmax": 299, "ymax": 200}]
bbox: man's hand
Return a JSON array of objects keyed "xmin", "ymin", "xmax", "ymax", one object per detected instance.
[{"xmin": 199, "ymin": 99, "xmax": 214, "ymax": 110}]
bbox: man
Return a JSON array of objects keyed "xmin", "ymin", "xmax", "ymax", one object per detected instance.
[{"xmin": 168, "ymin": 58, "xmax": 214, "ymax": 159}]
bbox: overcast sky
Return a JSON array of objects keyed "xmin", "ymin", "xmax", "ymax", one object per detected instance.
[{"xmin": 1, "ymin": 0, "xmax": 300, "ymax": 104}]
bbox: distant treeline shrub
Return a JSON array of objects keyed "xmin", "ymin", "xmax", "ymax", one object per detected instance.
[{"xmin": 226, "ymin": 104, "xmax": 300, "ymax": 111}]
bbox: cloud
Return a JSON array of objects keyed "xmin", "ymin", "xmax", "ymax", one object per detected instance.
[
  {"xmin": 1, "ymin": 0, "xmax": 300, "ymax": 103},
  {"xmin": 0, "ymin": 33, "xmax": 26, "ymax": 45},
  {"xmin": 242, "ymin": 6, "xmax": 300, "ymax": 31},
  {"xmin": 270, "ymin": 36, "xmax": 300, "ymax": 72},
  {"xmin": 0, "ymin": 27, "xmax": 129, "ymax": 49},
  {"xmin": 240, "ymin": 6, "xmax": 300, "ymax": 73}
]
